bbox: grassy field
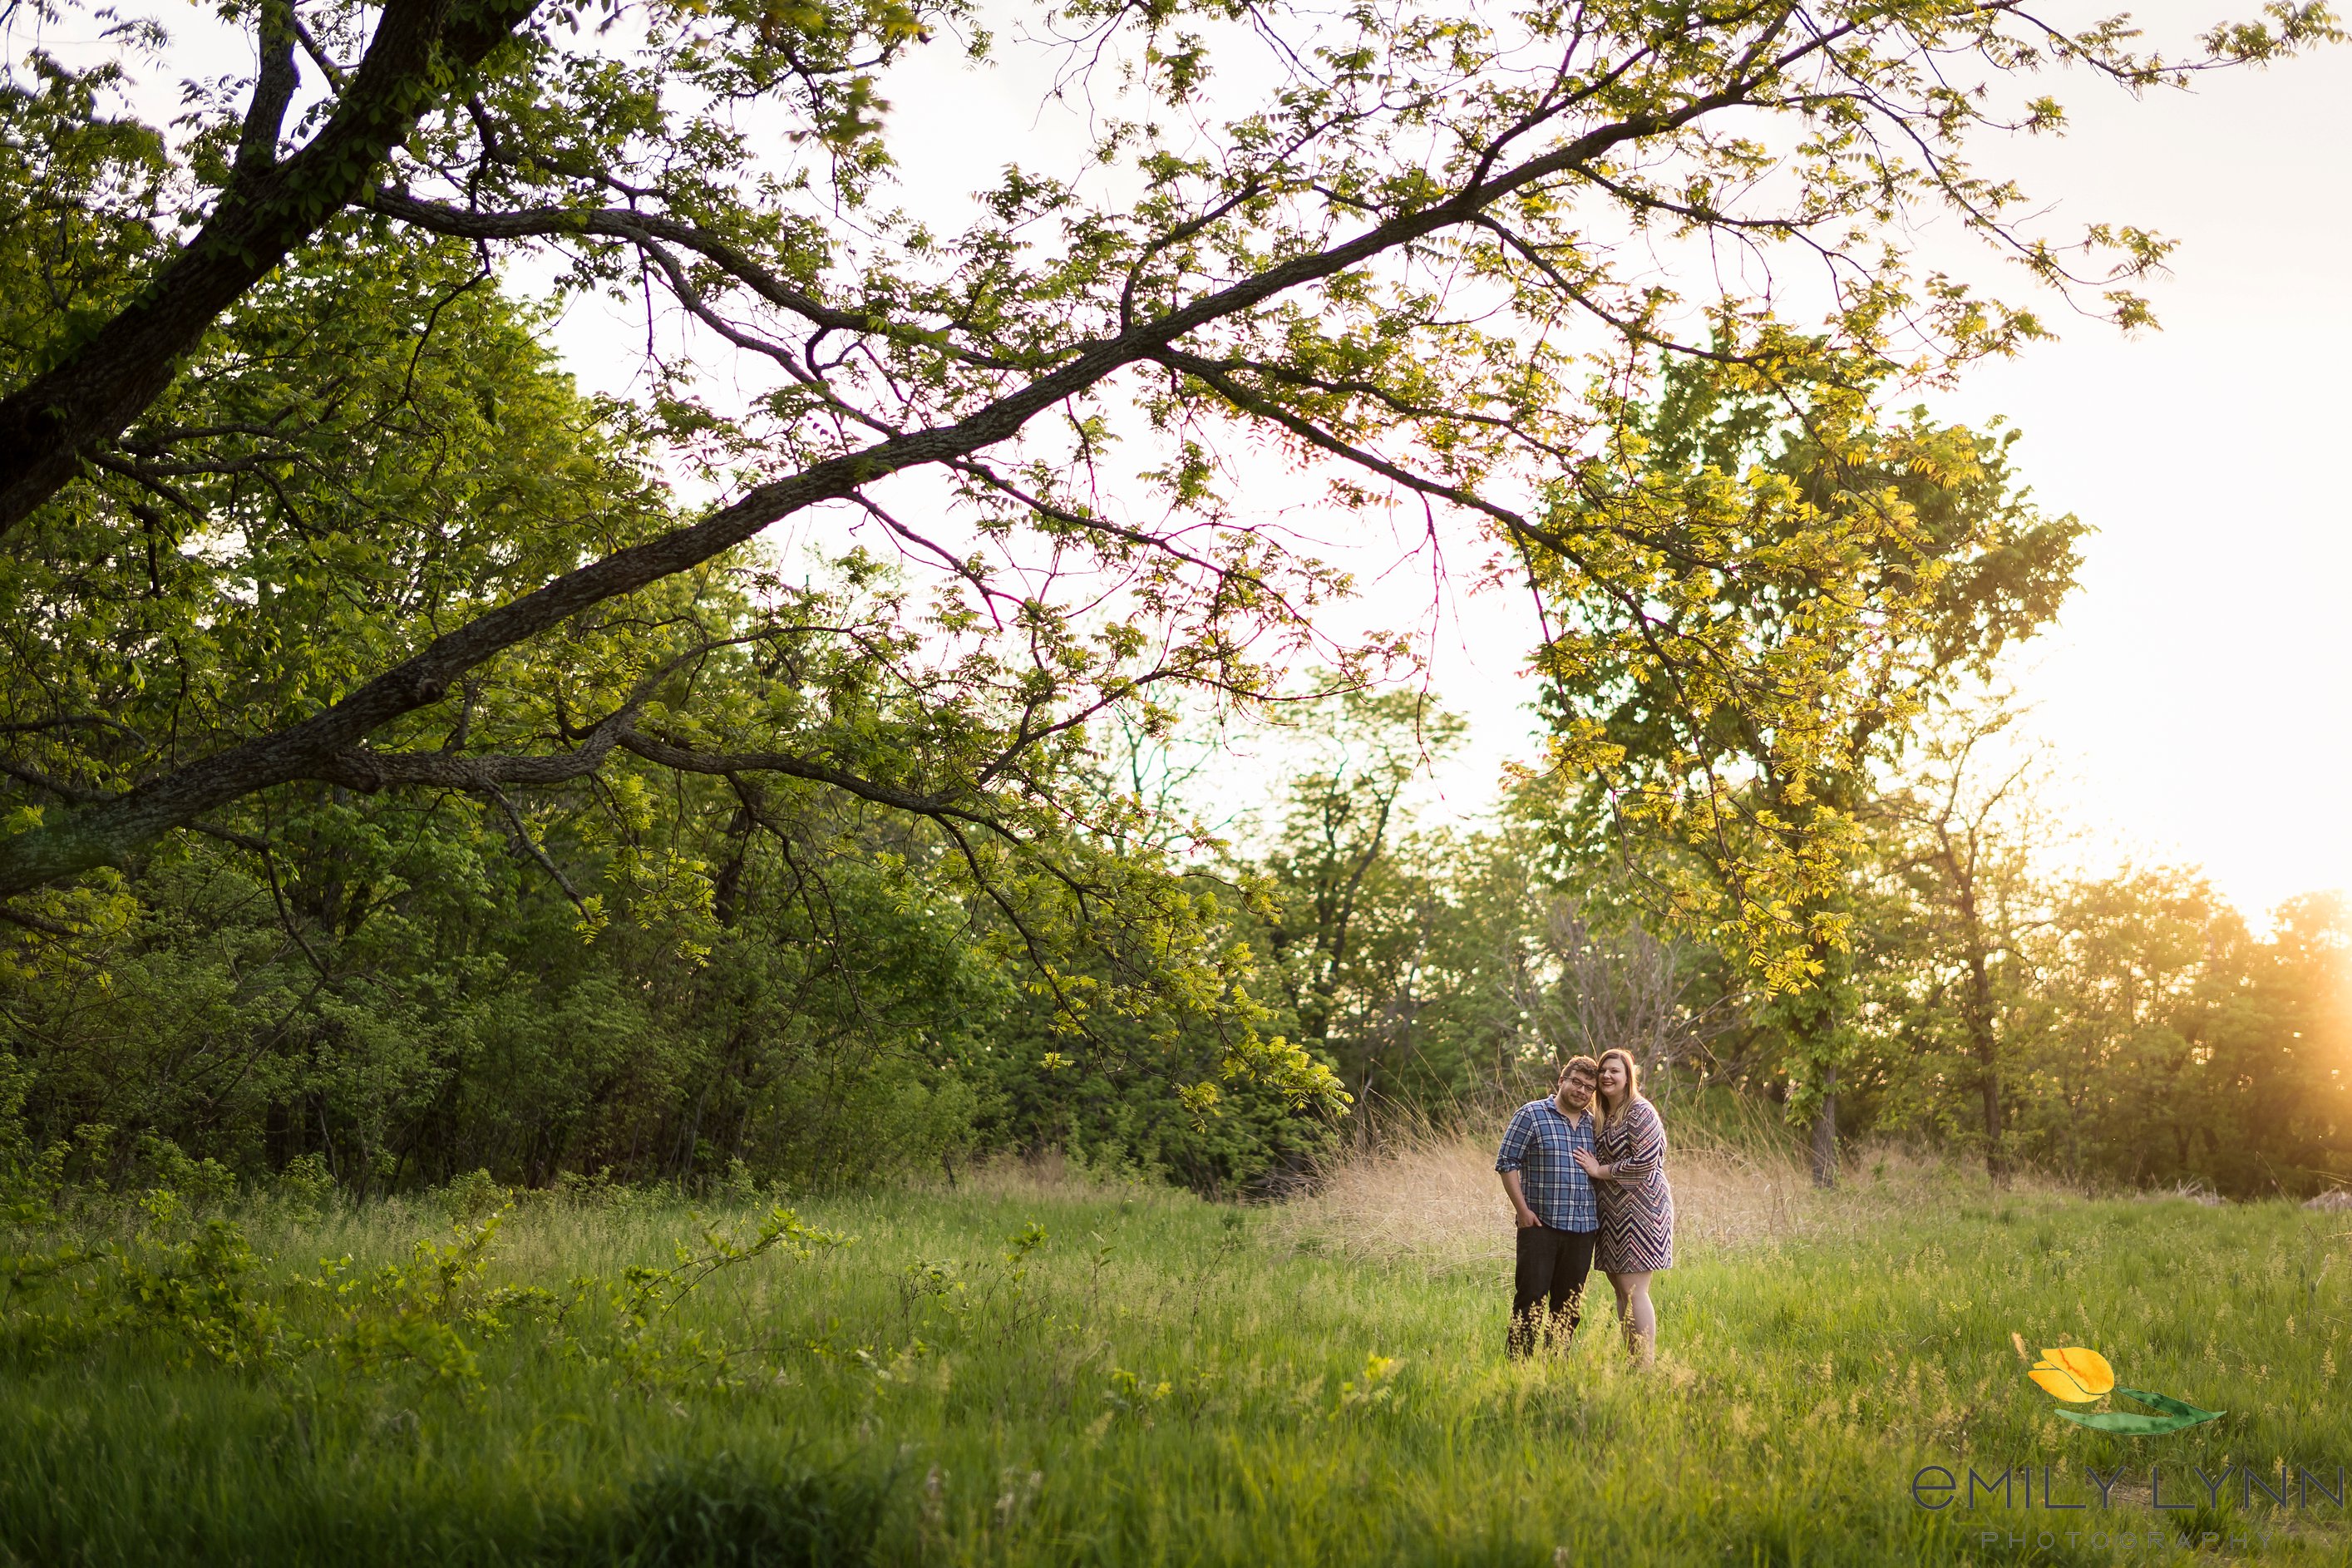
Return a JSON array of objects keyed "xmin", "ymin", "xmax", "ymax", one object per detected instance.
[{"xmin": 3, "ymin": 1138, "xmax": 2348, "ymax": 1567}]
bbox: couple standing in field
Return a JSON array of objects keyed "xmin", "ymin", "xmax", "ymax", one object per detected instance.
[{"xmin": 1494, "ymin": 1048, "xmax": 1674, "ymax": 1366}]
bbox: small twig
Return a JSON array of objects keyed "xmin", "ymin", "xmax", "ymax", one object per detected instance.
[{"xmin": 486, "ymin": 786, "xmax": 592, "ymax": 918}]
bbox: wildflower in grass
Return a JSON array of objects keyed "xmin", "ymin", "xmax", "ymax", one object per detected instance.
[{"xmin": 1338, "ymin": 1353, "xmax": 1400, "ymax": 1411}]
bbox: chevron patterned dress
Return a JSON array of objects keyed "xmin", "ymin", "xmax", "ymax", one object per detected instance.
[{"xmin": 1595, "ymin": 1097, "xmax": 1674, "ymax": 1273}]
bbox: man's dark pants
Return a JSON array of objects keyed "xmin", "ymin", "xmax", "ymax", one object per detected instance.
[{"xmin": 1509, "ymin": 1224, "xmax": 1597, "ymax": 1356}]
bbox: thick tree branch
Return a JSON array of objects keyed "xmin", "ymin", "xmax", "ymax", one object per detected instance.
[
  {"xmin": 0, "ymin": 0, "xmax": 544, "ymax": 535},
  {"xmin": 0, "ymin": 37, "xmax": 1842, "ymax": 897},
  {"xmin": 613, "ymin": 731, "xmax": 979, "ymax": 821}
]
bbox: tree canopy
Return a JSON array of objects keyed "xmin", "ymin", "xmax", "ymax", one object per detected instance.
[{"xmin": 5, "ymin": 0, "xmax": 2335, "ymax": 947}]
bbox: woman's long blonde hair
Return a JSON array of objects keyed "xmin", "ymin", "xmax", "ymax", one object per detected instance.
[{"xmin": 1590, "ymin": 1048, "xmax": 1647, "ymax": 1137}]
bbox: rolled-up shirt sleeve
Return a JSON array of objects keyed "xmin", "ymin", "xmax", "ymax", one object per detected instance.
[{"xmin": 1495, "ymin": 1106, "xmax": 1534, "ymax": 1173}]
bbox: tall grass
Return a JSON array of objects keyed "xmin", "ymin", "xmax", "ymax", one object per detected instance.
[{"xmin": 4, "ymin": 1146, "xmax": 2348, "ymax": 1566}]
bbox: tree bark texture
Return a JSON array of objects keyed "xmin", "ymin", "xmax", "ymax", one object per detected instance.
[
  {"xmin": 1809, "ymin": 1071, "xmax": 1839, "ymax": 1190},
  {"xmin": 0, "ymin": 0, "xmax": 540, "ymax": 536}
]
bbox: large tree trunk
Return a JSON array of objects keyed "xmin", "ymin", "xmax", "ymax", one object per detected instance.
[{"xmin": 1809, "ymin": 1068, "xmax": 1838, "ymax": 1189}]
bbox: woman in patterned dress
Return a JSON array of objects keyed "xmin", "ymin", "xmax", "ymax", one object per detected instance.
[{"xmin": 1573, "ymin": 1048, "xmax": 1673, "ymax": 1366}]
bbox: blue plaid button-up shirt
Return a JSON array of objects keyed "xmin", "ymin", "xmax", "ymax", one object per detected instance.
[{"xmin": 1495, "ymin": 1097, "xmax": 1598, "ymax": 1231}]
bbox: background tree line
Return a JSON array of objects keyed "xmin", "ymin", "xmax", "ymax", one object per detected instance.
[
  {"xmin": 5, "ymin": 0, "xmax": 2339, "ymax": 1202},
  {"xmin": 0, "ymin": 229, "xmax": 1339, "ymax": 1198},
  {"xmin": 1230, "ymin": 690, "xmax": 2352, "ymax": 1199},
  {"xmin": 6, "ymin": 244, "xmax": 2340, "ymax": 1201},
  {"xmin": 1215, "ymin": 364, "xmax": 2350, "ymax": 1198}
]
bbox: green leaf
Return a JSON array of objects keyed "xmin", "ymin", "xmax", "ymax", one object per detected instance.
[
  {"xmin": 2115, "ymin": 1387, "xmax": 2226, "ymax": 1423},
  {"xmin": 2054, "ymin": 1389, "xmax": 2225, "ymax": 1436},
  {"xmin": 2052, "ymin": 1410, "xmax": 2215, "ymax": 1436}
]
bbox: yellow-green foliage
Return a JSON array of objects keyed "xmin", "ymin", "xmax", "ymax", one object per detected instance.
[{"xmin": 2, "ymin": 1175, "xmax": 2348, "ymax": 1565}]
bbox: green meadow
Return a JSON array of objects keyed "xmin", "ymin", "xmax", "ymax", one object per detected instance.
[{"xmin": 3, "ymin": 1152, "xmax": 2347, "ymax": 1567}]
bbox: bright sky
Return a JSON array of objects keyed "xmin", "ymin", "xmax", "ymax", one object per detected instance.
[
  {"xmin": 1912, "ymin": 12, "xmax": 2352, "ymax": 918},
  {"xmin": 39, "ymin": 0, "xmax": 2352, "ymax": 915}
]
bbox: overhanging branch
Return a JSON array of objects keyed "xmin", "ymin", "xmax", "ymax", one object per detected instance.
[{"xmin": 0, "ymin": 32, "xmax": 1851, "ymax": 898}]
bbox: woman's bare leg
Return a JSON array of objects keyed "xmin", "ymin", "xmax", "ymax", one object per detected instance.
[{"xmin": 1608, "ymin": 1271, "xmax": 1654, "ymax": 1366}]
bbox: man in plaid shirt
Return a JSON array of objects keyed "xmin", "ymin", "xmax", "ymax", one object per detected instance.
[{"xmin": 1495, "ymin": 1055, "xmax": 1600, "ymax": 1356}]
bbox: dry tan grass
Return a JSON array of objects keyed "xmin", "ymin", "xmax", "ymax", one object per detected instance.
[
  {"xmin": 932, "ymin": 1149, "xmax": 1181, "ymax": 1203},
  {"xmin": 1269, "ymin": 1115, "xmax": 2029, "ymax": 1268}
]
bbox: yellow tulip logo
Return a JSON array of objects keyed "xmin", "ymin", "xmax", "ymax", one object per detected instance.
[
  {"xmin": 2016, "ymin": 1337, "xmax": 2223, "ymax": 1436},
  {"xmin": 2027, "ymin": 1346, "xmax": 2114, "ymax": 1403}
]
